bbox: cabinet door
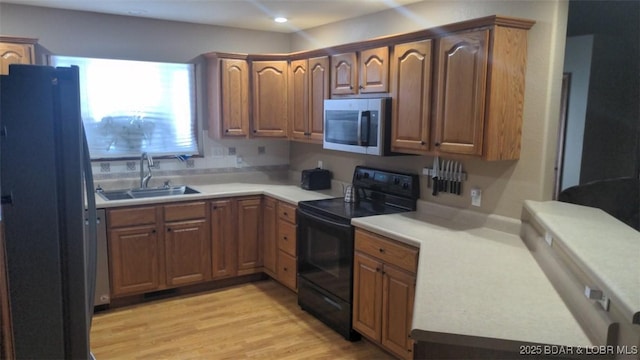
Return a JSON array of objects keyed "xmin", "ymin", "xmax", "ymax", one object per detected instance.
[
  {"xmin": 165, "ymin": 219, "xmax": 210, "ymax": 286},
  {"xmin": 352, "ymin": 252, "xmax": 383, "ymax": 341},
  {"xmin": 109, "ymin": 225, "xmax": 160, "ymax": 296},
  {"xmin": 0, "ymin": 42, "xmax": 34, "ymax": 75},
  {"xmin": 237, "ymin": 197, "xmax": 263, "ymax": 273},
  {"xmin": 434, "ymin": 30, "xmax": 489, "ymax": 156},
  {"xmin": 308, "ymin": 56, "xmax": 329, "ymax": 142},
  {"xmin": 331, "ymin": 52, "xmax": 358, "ymax": 95},
  {"xmin": 252, "ymin": 60, "xmax": 288, "ymax": 137},
  {"xmin": 262, "ymin": 197, "xmax": 278, "ymax": 276},
  {"xmin": 359, "ymin": 47, "xmax": 389, "ymax": 93},
  {"xmin": 220, "ymin": 58, "xmax": 250, "ymax": 137},
  {"xmin": 210, "ymin": 199, "xmax": 237, "ymax": 279},
  {"xmin": 391, "ymin": 40, "xmax": 433, "ymax": 154},
  {"xmin": 382, "ymin": 265, "xmax": 416, "ymax": 360},
  {"xmin": 289, "ymin": 59, "xmax": 309, "ymax": 141}
]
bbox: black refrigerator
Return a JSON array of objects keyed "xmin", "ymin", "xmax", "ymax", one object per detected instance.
[{"xmin": 0, "ymin": 64, "xmax": 97, "ymax": 359}]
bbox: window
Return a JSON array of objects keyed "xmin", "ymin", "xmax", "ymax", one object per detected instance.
[{"xmin": 50, "ymin": 55, "xmax": 199, "ymax": 159}]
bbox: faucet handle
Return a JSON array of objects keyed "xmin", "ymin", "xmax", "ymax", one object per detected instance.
[{"xmin": 147, "ymin": 153, "xmax": 154, "ymax": 167}]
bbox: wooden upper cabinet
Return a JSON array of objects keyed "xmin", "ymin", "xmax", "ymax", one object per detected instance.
[
  {"xmin": 289, "ymin": 59, "xmax": 309, "ymax": 140},
  {"xmin": 433, "ymin": 23, "xmax": 531, "ymax": 160},
  {"xmin": 206, "ymin": 54, "xmax": 250, "ymax": 138},
  {"xmin": 331, "ymin": 52, "xmax": 358, "ymax": 95},
  {"xmin": 359, "ymin": 47, "xmax": 389, "ymax": 93},
  {"xmin": 289, "ymin": 56, "xmax": 329, "ymax": 143},
  {"xmin": 0, "ymin": 37, "xmax": 36, "ymax": 75},
  {"xmin": 434, "ymin": 30, "xmax": 489, "ymax": 156},
  {"xmin": 251, "ymin": 60, "xmax": 288, "ymax": 137},
  {"xmin": 391, "ymin": 40, "xmax": 433, "ymax": 154},
  {"xmin": 308, "ymin": 57, "xmax": 329, "ymax": 142},
  {"xmin": 331, "ymin": 48, "xmax": 389, "ymax": 95}
]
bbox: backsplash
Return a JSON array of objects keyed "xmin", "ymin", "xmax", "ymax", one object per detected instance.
[{"xmin": 92, "ymin": 130, "xmax": 291, "ymax": 181}]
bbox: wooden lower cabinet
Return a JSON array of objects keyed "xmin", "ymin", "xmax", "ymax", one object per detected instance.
[
  {"xmin": 107, "ymin": 202, "xmax": 210, "ymax": 297},
  {"xmin": 237, "ymin": 197, "xmax": 263, "ymax": 274},
  {"xmin": 353, "ymin": 229, "xmax": 418, "ymax": 360},
  {"xmin": 262, "ymin": 197, "xmax": 298, "ymax": 291},
  {"xmin": 262, "ymin": 197, "xmax": 278, "ymax": 277},
  {"xmin": 105, "ymin": 196, "xmax": 292, "ymax": 300},
  {"xmin": 109, "ymin": 224, "xmax": 161, "ymax": 297},
  {"xmin": 210, "ymin": 199, "xmax": 237, "ymax": 279},
  {"xmin": 164, "ymin": 219, "xmax": 210, "ymax": 286}
]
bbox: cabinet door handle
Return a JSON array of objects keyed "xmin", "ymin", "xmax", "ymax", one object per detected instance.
[
  {"xmin": 379, "ymin": 248, "xmax": 385, "ymax": 253},
  {"xmin": 225, "ymin": 129, "xmax": 229, "ymax": 133},
  {"xmin": 151, "ymin": 229, "xmax": 156, "ymax": 234},
  {"xmin": 283, "ymin": 236, "xmax": 288, "ymax": 240},
  {"xmin": 283, "ymin": 267, "xmax": 288, "ymax": 272},
  {"xmin": 435, "ymin": 142, "xmax": 441, "ymax": 147},
  {"xmin": 420, "ymin": 141, "xmax": 425, "ymax": 145},
  {"xmin": 167, "ymin": 228, "xmax": 172, "ymax": 232}
]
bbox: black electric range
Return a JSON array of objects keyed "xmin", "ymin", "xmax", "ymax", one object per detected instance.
[{"xmin": 296, "ymin": 166, "xmax": 419, "ymax": 341}]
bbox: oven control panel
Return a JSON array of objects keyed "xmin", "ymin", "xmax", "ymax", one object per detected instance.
[{"xmin": 352, "ymin": 166, "xmax": 419, "ymax": 199}]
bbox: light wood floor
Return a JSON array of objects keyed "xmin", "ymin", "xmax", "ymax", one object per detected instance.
[{"xmin": 90, "ymin": 279, "xmax": 396, "ymax": 360}]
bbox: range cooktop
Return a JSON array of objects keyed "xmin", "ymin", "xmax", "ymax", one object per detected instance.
[{"xmin": 298, "ymin": 166, "xmax": 420, "ymax": 221}]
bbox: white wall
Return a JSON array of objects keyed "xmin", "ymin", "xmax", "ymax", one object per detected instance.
[
  {"xmin": 561, "ymin": 35, "xmax": 593, "ymax": 190},
  {"xmin": 289, "ymin": 0, "xmax": 570, "ymax": 218}
]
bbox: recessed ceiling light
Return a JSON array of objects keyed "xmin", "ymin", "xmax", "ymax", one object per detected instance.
[{"xmin": 274, "ymin": 17, "xmax": 288, "ymax": 23}]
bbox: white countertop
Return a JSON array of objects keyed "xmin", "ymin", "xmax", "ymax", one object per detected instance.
[
  {"xmin": 352, "ymin": 211, "xmax": 592, "ymax": 351},
  {"xmin": 524, "ymin": 200, "xmax": 640, "ymax": 325},
  {"xmin": 96, "ymin": 180, "xmax": 597, "ymax": 351},
  {"xmin": 95, "ymin": 182, "xmax": 337, "ymax": 209}
]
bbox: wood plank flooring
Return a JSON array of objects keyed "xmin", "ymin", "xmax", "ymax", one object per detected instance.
[{"xmin": 90, "ymin": 279, "xmax": 396, "ymax": 359}]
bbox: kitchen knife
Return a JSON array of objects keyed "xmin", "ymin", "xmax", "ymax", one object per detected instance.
[
  {"xmin": 451, "ymin": 161, "xmax": 458, "ymax": 194},
  {"xmin": 456, "ymin": 162, "xmax": 463, "ymax": 195},
  {"xmin": 432, "ymin": 156, "xmax": 439, "ymax": 196},
  {"xmin": 444, "ymin": 160, "xmax": 450, "ymax": 193}
]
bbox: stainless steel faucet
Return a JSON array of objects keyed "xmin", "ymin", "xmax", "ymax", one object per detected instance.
[{"xmin": 140, "ymin": 152, "xmax": 154, "ymax": 188}]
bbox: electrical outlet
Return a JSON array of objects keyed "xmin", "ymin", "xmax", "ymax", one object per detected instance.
[{"xmin": 470, "ymin": 188, "xmax": 482, "ymax": 207}]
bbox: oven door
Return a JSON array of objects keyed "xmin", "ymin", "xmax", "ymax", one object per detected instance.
[{"xmin": 297, "ymin": 207, "xmax": 354, "ymax": 302}]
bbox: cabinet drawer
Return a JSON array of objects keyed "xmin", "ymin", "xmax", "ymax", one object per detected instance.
[
  {"xmin": 278, "ymin": 202, "xmax": 297, "ymax": 224},
  {"xmin": 355, "ymin": 229, "xmax": 418, "ymax": 273},
  {"xmin": 108, "ymin": 206, "xmax": 156, "ymax": 228},
  {"xmin": 278, "ymin": 220, "xmax": 297, "ymax": 256},
  {"xmin": 277, "ymin": 250, "xmax": 297, "ymax": 290},
  {"xmin": 164, "ymin": 202, "xmax": 206, "ymax": 221}
]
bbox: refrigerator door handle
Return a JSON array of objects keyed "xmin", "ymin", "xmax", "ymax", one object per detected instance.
[{"xmin": 82, "ymin": 124, "xmax": 98, "ymax": 329}]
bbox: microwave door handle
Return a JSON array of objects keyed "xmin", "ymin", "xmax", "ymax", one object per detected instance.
[
  {"xmin": 360, "ymin": 111, "xmax": 371, "ymax": 146},
  {"xmin": 357, "ymin": 110, "xmax": 363, "ymax": 146}
]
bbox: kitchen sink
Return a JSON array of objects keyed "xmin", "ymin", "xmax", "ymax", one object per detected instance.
[{"xmin": 97, "ymin": 185, "xmax": 200, "ymax": 201}]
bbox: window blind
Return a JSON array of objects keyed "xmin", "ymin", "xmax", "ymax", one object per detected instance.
[{"xmin": 50, "ymin": 55, "xmax": 198, "ymax": 159}]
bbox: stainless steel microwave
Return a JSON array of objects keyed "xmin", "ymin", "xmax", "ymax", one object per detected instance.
[{"xmin": 323, "ymin": 97, "xmax": 394, "ymax": 156}]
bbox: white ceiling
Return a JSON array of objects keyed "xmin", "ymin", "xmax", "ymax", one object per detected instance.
[{"xmin": 2, "ymin": 0, "xmax": 425, "ymax": 33}]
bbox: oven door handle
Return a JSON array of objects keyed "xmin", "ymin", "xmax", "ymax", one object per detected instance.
[{"xmin": 298, "ymin": 208, "xmax": 352, "ymax": 230}]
